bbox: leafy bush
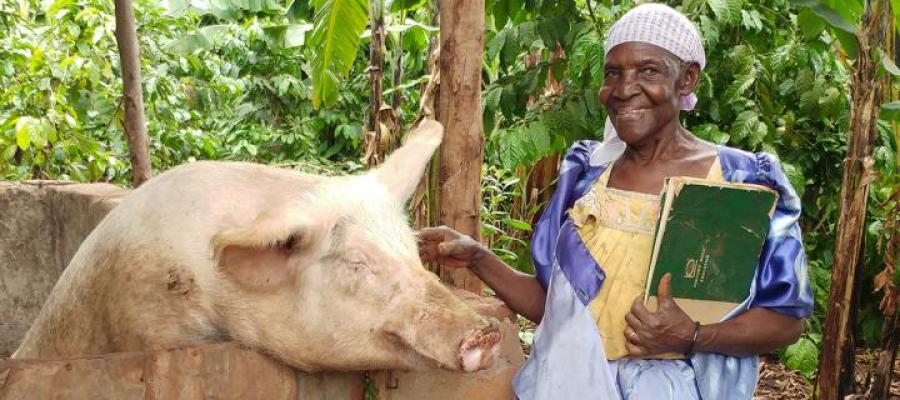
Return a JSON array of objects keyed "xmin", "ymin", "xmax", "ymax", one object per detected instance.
[{"xmin": 0, "ymin": 0, "xmax": 400, "ymax": 183}]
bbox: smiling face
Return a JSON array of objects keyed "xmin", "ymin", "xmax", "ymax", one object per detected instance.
[{"xmin": 599, "ymin": 42, "xmax": 699, "ymax": 146}]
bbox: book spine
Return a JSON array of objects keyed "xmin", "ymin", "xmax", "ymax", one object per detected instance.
[{"xmin": 643, "ymin": 178, "xmax": 676, "ymax": 303}]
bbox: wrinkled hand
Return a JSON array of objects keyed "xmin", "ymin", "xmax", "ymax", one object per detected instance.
[
  {"xmin": 624, "ymin": 273, "xmax": 696, "ymax": 357},
  {"xmin": 417, "ymin": 226, "xmax": 486, "ymax": 269}
]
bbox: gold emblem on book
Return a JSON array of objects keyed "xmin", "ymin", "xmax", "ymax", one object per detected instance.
[{"xmin": 683, "ymin": 246, "xmax": 711, "ymax": 288}]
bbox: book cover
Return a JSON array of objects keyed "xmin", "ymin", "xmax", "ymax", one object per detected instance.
[{"xmin": 643, "ymin": 177, "xmax": 778, "ymax": 326}]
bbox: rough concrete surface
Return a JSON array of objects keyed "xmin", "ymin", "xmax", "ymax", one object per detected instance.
[
  {"xmin": 0, "ymin": 342, "xmax": 297, "ymax": 399},
  {"xmin": 0, "ymin": 181, "xmax": 127, "ymax": 357}
]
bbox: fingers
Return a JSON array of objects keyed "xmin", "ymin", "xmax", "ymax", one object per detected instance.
[
  {"xmin": 624, "ymin": 313, "xmax": 644, "ymax": 331},
  {"xmin": 626, "ymin": 342, "xmax": 647, "ymax": 357},
  {"xmin": 418, "ymin": 242, "xmax": 437, "ymax": 262},
  {"xmin": 625, "ymin": 319, "xmax": 651, "ymax": 346},
  {"xmin": 630, "ymin": 295, "xmax": 655, "ymax": 322},
  {"xmin": 624, "ymin": 326, "xmax": 648, "ymax": 356},
  {"xmin": 417, "ymin": 227, "xmax": 454, "ymax": 262},
  {"xmin": 438, "ymin": 241, "xmax": 467, "ymax": 257},
  {"xmin": 417, "ymin": 226, "xmax": 453, "ymax": 242},
  {"xmin": 417, "ymin": 226, "xmax": 482, "ymax": 269},
  {"xmin": 624, "ymin": 325, "xmax": 639, "ymax": 343}
]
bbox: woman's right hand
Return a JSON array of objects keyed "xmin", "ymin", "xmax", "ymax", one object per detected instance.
[
  {"xmin": 417, "ymin": 226, "xmax": 487, "ymax": 269},
  {"xmin": 420, "ymin": 225, "xmax": 547, "ymax": 323}
]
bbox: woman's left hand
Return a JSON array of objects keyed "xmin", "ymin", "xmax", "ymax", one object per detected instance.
[{"xmin": 624, "ymin": 273, "xmax": 697, "ymax": 357}]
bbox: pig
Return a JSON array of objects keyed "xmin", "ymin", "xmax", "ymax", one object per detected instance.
[{"xmin": 11, "ymin": 120, "xmax": 501, "ymax": 373}]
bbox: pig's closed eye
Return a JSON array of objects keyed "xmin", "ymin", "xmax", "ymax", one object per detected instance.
[{"xmin": 347, "ymin": 259, "xmax": 374, "ymax": 274}]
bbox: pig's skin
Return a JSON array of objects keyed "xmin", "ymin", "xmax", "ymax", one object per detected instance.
[{"xmin": 12, "ymin": 121, "xmax": 501, "ymax": 373}]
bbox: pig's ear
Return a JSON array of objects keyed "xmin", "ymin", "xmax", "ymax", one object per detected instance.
[
  {"xmin": 373, "ymin": 119, "xmax": 443, "ymax": 205},
  {"xmin": 211, "ymin": 206, "xmax": 317, "ymax": 290}
]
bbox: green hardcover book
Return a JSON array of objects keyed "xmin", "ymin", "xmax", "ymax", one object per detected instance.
[{"xmin": 643, "ymin": 177, "xmax": 779, "ymax": 326}]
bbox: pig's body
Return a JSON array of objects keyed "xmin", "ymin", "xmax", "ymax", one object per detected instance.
[{"xmin": 13, "ymin": 122, "xmax": 501, "ymax": 373}]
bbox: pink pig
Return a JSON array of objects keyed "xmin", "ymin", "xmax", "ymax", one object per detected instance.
[{"xmin": 13, "ymin": 120, "xmax": 501, "ymax": 373}]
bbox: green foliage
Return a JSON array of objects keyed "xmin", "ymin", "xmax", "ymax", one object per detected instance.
[
  {"xmin": 481, "ymin": 164, "xmax": 535, "ymax": 272},
  {"xmin": 789, "ymin": 0, "xmax": 861, "ymax": 58},
  {"xmin": 0, "ymin": 0, "xmax": 386, "ymax": 182},
  {"xmin": 308, "ymin": 0, "xmax": 368, "ymax": 107},
  {"xmin": 881, "ymin": 100, "xmax": 900, "ymax": 121},
  {"xmin": 782, "ymin": 336, "xmax": 820, "ymax": 378},
  {"xmin": 363, "ymin": 372, "xmax": 379, "ymax": 400},
  {"xmin": 388, "ymin": 0, "xmax": 425, "ymax": 12},
  {"xmin": 164, "ymin": 0, "xmax": 293, "ymax": 19},
  {"xmin": 482, "ymin": 2, "xmax": 612, "ymax": 165},
  {"xmin": 1, "ymin": 0, "xmax": 130, "ymax": 181}
]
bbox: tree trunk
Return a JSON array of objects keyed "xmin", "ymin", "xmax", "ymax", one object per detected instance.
[
  {"xmin": 817, "ymin": 1, "xmax": 891, "ymax": 398},
  {"xmin": 113, "ymin": 0, "xmax": 151, "ymax": 187},
  {"xmin": 363, "ymin": 0, "xmax": 386, "ymax": 168},
  {"xmin": 436, "ymin": 0, "xmax": 485, "ymax": 294},
  {"xmin": 871, "ymin": 303, "xmax": 899, "ymax": 399}
]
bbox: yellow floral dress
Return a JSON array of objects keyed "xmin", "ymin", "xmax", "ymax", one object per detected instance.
[{"xmin": 568, "ymin": 157, "xmax": 724, "ymax": 360}]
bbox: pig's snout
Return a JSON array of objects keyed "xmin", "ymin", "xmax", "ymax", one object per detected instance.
[{"xmin": 459, "ymin": 320, "xmax": 501, "ymax": 372}]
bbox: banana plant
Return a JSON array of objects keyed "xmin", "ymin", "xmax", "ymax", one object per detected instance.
[
  {"xmin": 308, "ymin": 0, "xmax": 433, "ymax": 107},
  {"xmin": 308, "ymin": 0, "xmax": 369, "ymax": 107}
]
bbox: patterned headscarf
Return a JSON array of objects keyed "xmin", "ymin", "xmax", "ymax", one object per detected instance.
[{"xmin": 590, "ymin": 3, "xmax": 706, "ymax": 166}]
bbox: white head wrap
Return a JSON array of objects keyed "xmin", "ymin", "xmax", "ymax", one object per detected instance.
[{"xmin": 590, "ymin": 3, "xmax": 706, "ymax": 166}]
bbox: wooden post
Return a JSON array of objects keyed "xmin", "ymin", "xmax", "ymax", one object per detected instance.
[
  {"xmin": 817, "ymin": 0, "xmax": 891, "ymax": 398},
  {"xmin": 113, "ymin": 0, "xmax": 151, "ymax": 187},
  {"xmin": 436, "ymin": 0, "xmax": 485, "ymax": 294}
]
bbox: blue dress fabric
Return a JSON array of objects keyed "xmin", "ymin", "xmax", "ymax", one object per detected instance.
[{"xmin": 513, "ymin": 141, "xmax": 813, "ymax": 400}]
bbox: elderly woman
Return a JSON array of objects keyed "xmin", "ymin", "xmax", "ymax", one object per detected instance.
[{"xmin": 418, "ymin": 4, "xmax": 812, "ymax": 400}]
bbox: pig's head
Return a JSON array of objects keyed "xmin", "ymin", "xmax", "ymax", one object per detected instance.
[{"xmin": 207, "ymin": 121, "xmax": 501, "ymax": 372}]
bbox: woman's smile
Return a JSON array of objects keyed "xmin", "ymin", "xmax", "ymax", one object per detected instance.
[
  {"xmin": 614, "ymin": 108, "xmax": 650, "ymax": 121},
  {"xmin": 599, "ymin": 42, "xmax": 692, "ymax": 144}
]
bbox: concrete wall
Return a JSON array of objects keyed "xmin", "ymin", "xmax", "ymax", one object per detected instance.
[
  {"xmin": 0, "ymin": 181, "xmax": 127, "ymax": 357},
  {"xmin": 0, "ymin": 332, "xmax": 521, "ymax": 400},
  {"xmin": 0, "ymin": 180, "xmax": 524, "ymax": 399},
  {"xmin": 0, "ymin": 343, "xmax": 305, "ymax": 399}
]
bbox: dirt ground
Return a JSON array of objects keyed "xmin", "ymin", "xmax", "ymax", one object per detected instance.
[
  {"xmin": 755, "ymin": 350, "xmax": 900, "ymax": 399},
  {"xmin": 517, "ymin": 318, "xmax": 899, "ymax": 399}
]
